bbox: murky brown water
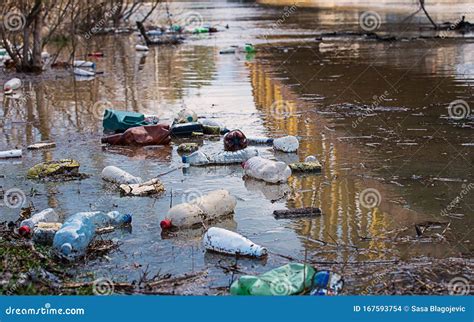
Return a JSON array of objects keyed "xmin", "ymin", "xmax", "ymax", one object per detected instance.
[{"xmin": 0, "ymin": 1, "xmax": 472, "ymax": 293}]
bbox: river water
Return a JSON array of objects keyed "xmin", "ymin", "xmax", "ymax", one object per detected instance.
[{"xmin": 0, "ymin": 1, "xmax": 472, "ymax": 294}]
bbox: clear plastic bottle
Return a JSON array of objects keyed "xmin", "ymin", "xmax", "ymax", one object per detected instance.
[
  {"xmin": 305, "ymin": 155, "xmax": 317, "ymax": 162},
  {"xmin": 32, "ymin": 222, "xmax": 62, "ymax": 245},
  {"xmin": 182, "ymin": 148, "xmax": 259, "ymax": 166},
  {"xmin": 273, "ymin": 135, "xmax": 299, "ymax": 153},
  {"xmin": 20, "ymin": 208, "xmax": 59, "ymax": 229},
  {"xmin": 101, "ymin": 166, "xmax": 142, "ymax": 184},
  {"xmin": 176, "ymin": 109, "xmax": 197, "ymax": 123},
  {"xmin": 243, "ymin": 156, "xmax": 292, "ymax": 183},
  {"xmin": 53, "ymin": 211, "xmax": 132, "ymax": 259},
  {"xmin": 246, "ymin": 136, "xmax": 274, "ymax": 145},
  {"xmin": 203, "ymin": 227, "xmax": 267, "ymax": 257},
  {"xmin": 161, "ymin": 190, "xmax": 236, "ymax": 229}
]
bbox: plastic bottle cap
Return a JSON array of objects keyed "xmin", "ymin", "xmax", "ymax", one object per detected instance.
[
  {"xmin": 181, "ymin": 155, "xmax": 187, "ymax": 163},
  {"xmin": 61, "ymin": 243, "xmax": 72, "ymax": 255},
  {"xmin": 160, "ymin": 219, "xmax": 172, "ymax": 230},
  {"xmin": 241, "ymin": 162, "xmax": 246, "ymax": 169},
  {"xmin": 123, "ymin": 214, "xmax": 132, "ymax": 224},
  {"xmin": 18, "ymin": 225, "xmax": 31, "ymax": 236}
]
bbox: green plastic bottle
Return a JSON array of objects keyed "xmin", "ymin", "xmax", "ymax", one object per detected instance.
[{"xmin": 230, "ymin": 263, "xmax": 316, "ymax": 296}]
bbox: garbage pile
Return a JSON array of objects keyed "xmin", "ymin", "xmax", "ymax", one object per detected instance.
[{"xmin": 3, "ymin": 99, "xmax": 332, "ymax": 294}]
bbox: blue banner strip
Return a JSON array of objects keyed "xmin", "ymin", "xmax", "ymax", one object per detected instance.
[{"xmin": 0, "ymin": 296, "xmax": 472, "ymax": 322}]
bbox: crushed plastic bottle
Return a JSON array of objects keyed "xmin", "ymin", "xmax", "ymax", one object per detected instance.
[
  {"xmin": 32, "ymin": 222, "xmax": 62, "ymax": 245},
  {"xmin": 20, "ymin": 208, "xmax": 59, "ymax": 230},
  {"xmin": 53, "ymin": 211, "xmax": 132, "ymax": 259},
  {"xmin": 101, "ymin": 166, "xmax": 142, "ymax": 184},
  {"xmin": 182, "ymin": 148, "xmax": 259, "ymax": 166},
  {"xmin": 203, "ymin": 227, "xmax": 267, "ymax": 257},
  {"xmin": 273, "ymin": 135, "xmax": 299, "ymax": 153},
  {"xmin": 161, "ymin": 190, "xmax": 236, "ymax": 229},
  {"xmin": 243, "ymin": 156, "xmax": 292, "ymax": 183},
  {"xmin": 310, "ymin": 270, "xmax": 344, "ymax": 295}
]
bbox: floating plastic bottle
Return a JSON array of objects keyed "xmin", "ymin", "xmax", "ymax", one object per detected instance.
[
  {"xmin": 246, "ymin": 136, "xmax": 274, "ymax": 145},
  {"xmin": 20, "ymin": 208, "xmax": 59, "ymax": 230},
  {"xmin": 0, "ymin": 149, "xmax": 22, "ymax": 159},
  {"xmin": 73, "ymin": 60, "xmax": 96, "ymax": 68},
  {"xmin": 273, "ymin": 135, "xmax": 299, "ymax": 153},
  {"xmin": 101, "ymin": 166, "xmax": 142, "ymax": 184},
  {"xmin": 310, "ymin": 271, "xmax": 344, "ymax": 296},
  {"xmin": 135, "ymin": 44, "xmax": 149, "ymax": 51},
  {"xmin": 243, "ymin": 156, "xmax": 291, "ymax": 184},
  {"xmin": 305, "ymin": 155, "xmax": 317, "ymax": 162},
  {"xmin": 176, "ymin": 109, "xmax": 197, "ymax": 123},
  {"xmin": 182, "ymin": 148, "xmax": 259, "ymax": 166},
  {"xmin": 53, "ymin": 211, "xmax": 132, "ymax": 259},
  {"xmin": 73, "ymin": 68, "xmax": 95, "ymax": 77},
  {"xmin": 203, "ymin": 227, "xmax": 267, "ymax": 257},
  {"xmin": 161, "ymin": 190, "xmax": 236, "ymax": 229},
  {"xmin": 3, "ymin": 78, "xmax": 21, "ymax": 94},
  {"xmin": 224, "ymin": 130, "xmax": 248, "ymax": 151},
  {"xmin": 32, "ymin": 222, "xmax": 62, "ymax": 245},
  {"xmin": 230, "ymin": 263, "xmax": 316, "ymax": 296},
  {"xmin": 219, "ymin": 47, "xmax": 236, "ymax": 54}
]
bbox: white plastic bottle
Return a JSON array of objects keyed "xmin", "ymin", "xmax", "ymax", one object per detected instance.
[
  {"xmin": 20, "ymin": 208, "xmax": 59, "ymax": 229},
  {"xmin": 3, "ymin": 78, "xmax": 22, "ymax": 94},
  {"xmin": 243, "ymin": 156, "xmax": 292, "ymax": 183},
  {"xmin": 203, "ymin": 227, "xmax": 267, "ymax": 257},
  {"xmin": 53, "ymin": 211, "xmax": 132, "ymax": 259},
  {"xmin": 135, "ymin": 44, "xmax": 149, "ymax": 51},
  {"xmin": 273, "ymin": 135, "xmax": 299, "ymax": 153},
  {"xmin": 182, "ymin": 148, "xmax": 259, "ymax": 166},
  {"xmin": 161, "ymin": 190, "xmax": 236, "ymax": 229},
  {"xmin": 0, "ymin": 149, "xmax": 22, "ymax": 158},
  {"xmin": 101, "ymin": 166, "xmax": 142, "ymax": 184}
]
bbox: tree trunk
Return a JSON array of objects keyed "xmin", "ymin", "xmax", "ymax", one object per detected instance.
[{"xmin": 31, "ymin": 12, "xmax": 43, "ymax": 72}]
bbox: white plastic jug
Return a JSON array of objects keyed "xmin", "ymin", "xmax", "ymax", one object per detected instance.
[
  {"xmin": 203, "ymin": 227, "xmax": 267, "ymax": 257},
  {"xmin": 162, "ymin": 190, "xmax": 236, "ymax": 229},
  {"xmin": 101, "ymin": 166, "xmax": 142, "ymax": 184},
  {"xmin": 243, "ymin": 156, "xmax": 292, "ymax": 183}
]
